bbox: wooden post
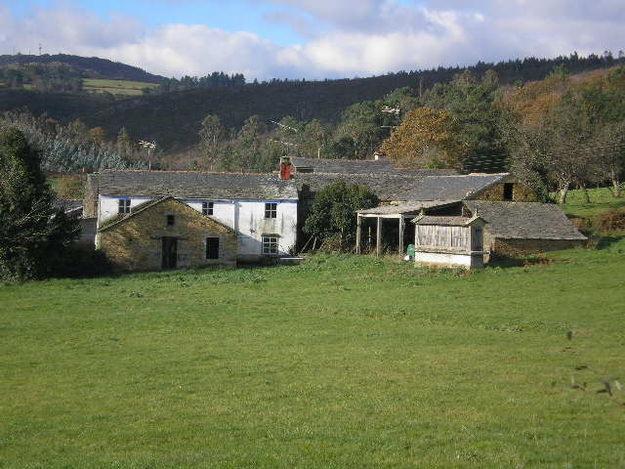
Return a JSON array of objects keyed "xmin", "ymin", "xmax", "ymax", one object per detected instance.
[
  {"xmin": 398, "ymin": 216, "xmax": 405, "ymax": 255},
  {"xmin": 356, "ymin": 214, "xmax": 362, "ymax": 254},
  {"xmin": 376, "ymin": 216, "xmax": 382, "ymax": 257}
]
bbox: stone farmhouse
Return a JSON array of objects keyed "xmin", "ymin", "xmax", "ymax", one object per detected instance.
[
  {"xmin": 77, "ymin": 156, "xmax": 586, "ymax": 271},
  {"xmin": 84, "ymin": 171, "xmax": 298, "ymax": 269}
]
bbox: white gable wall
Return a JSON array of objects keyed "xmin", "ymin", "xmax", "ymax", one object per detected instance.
[{"xmin": 98, "ymin": 195, "xmax": 297, "ymax": 258}]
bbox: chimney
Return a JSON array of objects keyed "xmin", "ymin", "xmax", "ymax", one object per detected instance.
[{"xmin": 279, "ymin": 156, "xmax": 294, "ymax": 180}]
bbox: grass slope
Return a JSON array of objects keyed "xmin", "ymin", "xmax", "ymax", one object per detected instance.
[
  {"xmin": 561, "ymin": 187, "xmax": 625, "ymax": 218},
  {"xmin": 1, "ymin": 240, "xmax": 625, "ymax": 466},
  {"xmin": 83, "ymin": 79, "xmax": 159, "ymax": 96}
]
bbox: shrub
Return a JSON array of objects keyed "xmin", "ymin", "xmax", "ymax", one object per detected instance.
[
  {"xmin": 51, "ymin": 245, "xmax": 113, "ymax": 278},
  {"xmin": 595, "ymin": 208, "xmax": 625, "ymax": 233}
]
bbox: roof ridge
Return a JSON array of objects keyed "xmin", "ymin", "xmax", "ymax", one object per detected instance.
[{"xmin": 100, "ymin": 169, "xmax": 279, "ymax": 176}]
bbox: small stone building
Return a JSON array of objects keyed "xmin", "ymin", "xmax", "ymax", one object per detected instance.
[
  {"xmin": 96, "ymin": 197, "xmax": 238, "ymax": 271},
  {"xmin": 462, "ymin": 201, "xmax": 587, "ymax": 258},
  {"xmin": 413, "ymin": 214, "xmax": 486, "ymax": 269}
]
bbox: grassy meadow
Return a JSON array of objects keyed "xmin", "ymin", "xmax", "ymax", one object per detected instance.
[
  {"xmin": 1, "ymin": 194, "xmax": 625, "ymax": 467},
  {"xmin": 82, "ymin": 78, "xmax": 158, "ymax": 96},
  {"xmin": 561, "ymin": 187, "xmax": 625, "ymax": 218}
]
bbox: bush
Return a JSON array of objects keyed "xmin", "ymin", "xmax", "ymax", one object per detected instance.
[
  {"xmin": 595, "ymin": 208, "xmax": 625, "ymax": 233},
  {"xmin": 51, "ymin": 245, "xmax": 113, "ymax": 278}
]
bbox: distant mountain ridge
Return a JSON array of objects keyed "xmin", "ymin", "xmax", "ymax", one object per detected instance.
[
  {"xmin": 0, "ymin": 52, "xmax": 624, "ymax": 151},
  {"xmin": 0, "ymin": 54, "xmax": 165, "ymax": 83}
]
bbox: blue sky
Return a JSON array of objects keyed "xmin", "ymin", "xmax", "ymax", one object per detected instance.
[{"xmin": 1, "ymin": 0, "xmax": 624, "ymax": 80}]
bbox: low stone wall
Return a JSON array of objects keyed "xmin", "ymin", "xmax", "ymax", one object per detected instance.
[{"xmin": 492, "ymin": 238, "xmax": 586, "ymax": 256}]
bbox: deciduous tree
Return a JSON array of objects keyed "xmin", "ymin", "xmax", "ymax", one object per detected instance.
[
  {"xmin": 303, "ymin": 180, "xmax": 378, "ymax": 249},
  {"xmin": 380, "ymin": 107, "xmax": 464, "ymax": 169}
]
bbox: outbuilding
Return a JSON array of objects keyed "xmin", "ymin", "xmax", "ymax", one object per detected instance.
[
  {"xmin": 462, "ymin": 201, "xmax": 587, "ymax": 258},
  {"xmin": 412, "ymin": 213, "xmax": 486, "ymax": 269}
]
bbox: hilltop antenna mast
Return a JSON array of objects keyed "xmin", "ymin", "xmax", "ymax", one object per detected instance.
[{"xmin": 38, "ymin": 43, "xmax": 42, "ymax": 56}]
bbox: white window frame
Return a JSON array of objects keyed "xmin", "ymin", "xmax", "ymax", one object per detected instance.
[
  {"xmin": 202, "ymin": 201, "xmax": 214, "ymax": 216},
  {"xmin": 118, "ymin": 198, "xmax": 131, "ymax": 214},
  {"xmin": 262, "ymin": 235, "xmax": 279, "ymax": 255},
  {"xmin": 264, "ymin": 202, "xmax": 277, "ymax": 219}
]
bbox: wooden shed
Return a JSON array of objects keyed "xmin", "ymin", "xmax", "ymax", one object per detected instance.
[{"xmin": 412, "ymin": 213, "xmax": 486, "ymax": 269}]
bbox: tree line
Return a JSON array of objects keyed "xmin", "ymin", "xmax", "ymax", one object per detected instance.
[
  {"xmin": 153, "ymin": 72, "xmax": 246, "ymax": 93},
  {"xmin": 0, "ymin": 63, "xmax": 83, "ymax": 93},
  {"xmin": 192, "ymin": 65, "xmax": 625, "ymax": 203},
  {"xmin": 0, "ymin": 111, "xmax": 145, "ymax": 173}
]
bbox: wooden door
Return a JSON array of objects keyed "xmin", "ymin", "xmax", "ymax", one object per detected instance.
[{"xmin": 162, "ymin": 237, "xmax": 178, "ymax": 269}]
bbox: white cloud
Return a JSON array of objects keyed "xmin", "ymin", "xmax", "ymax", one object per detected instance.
[{"xmin": 0, "ymin": 1, "xmax": 623, "ymax": 80}]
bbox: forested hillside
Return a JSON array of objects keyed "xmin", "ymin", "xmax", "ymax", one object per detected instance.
[
  {"xmin": 0, "ymin": 52, "xmax": 623, "ymax": 151},
  {"xmin": 0, "ymin": 54, "xmax": 164, "ymax": 83}
]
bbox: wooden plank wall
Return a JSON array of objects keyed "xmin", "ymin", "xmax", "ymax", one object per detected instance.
[{"xmin": 416, "ymin": 225, "xmax": 470, "ymax": 250}]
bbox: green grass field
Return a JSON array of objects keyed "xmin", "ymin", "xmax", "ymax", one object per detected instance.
[
  {"xmin": 561, "ymin": 187, "xmax": 625, "ymax": 218},
  {"xmin": 1, "ymin": 192, "xmax": 625, "ymax": 466},
  {"xmin": 83, "ymin": 78, "xmax": 158, "ymax": 96}
]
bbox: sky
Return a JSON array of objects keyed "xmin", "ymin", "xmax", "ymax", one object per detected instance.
[{"xmin": 1, "ymin": 0, "xmax": 624, "ymax": 80}]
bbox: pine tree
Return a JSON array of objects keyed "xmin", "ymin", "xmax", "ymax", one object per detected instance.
[{"xmin": 0, "ymin": 128, "xmax": 78, "ymax": 281}]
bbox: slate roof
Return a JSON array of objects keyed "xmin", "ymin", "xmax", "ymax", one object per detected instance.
[
  {"xmin": 297, "ymin": 173, "xmax": 427, "ymax": 201},
  {"xmin": 357, "ymin": 200, "xmax": 460, "ymax": 215},
  {"xmin": 463, "ymin": 201, "xmax": 587, "ymax": 240},
  {"xmin": 408, "ymin": 174, "xmax": 508, "ymax": 201},
  {"xmin": 96, "ymin": 170, "xmax": 299, "ymax": 200},
  {"xmin": 298, "ymin": 172, "xmax": 506, "ymax": 202},
  {"xmin": 291, "ymin": 156, "xmax": 457, "ymax": 176},
  {"xmin": 413, "ymin": 215, "xmax": 482, "ymax": 227}
]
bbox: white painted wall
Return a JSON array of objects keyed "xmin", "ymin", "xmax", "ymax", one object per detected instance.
[
  {"xmin": 98, "ymin": 195, "xmax": 298, "ymax": 258},
  {"xmin": 414, "ymin": 251, "xmax": 484, "ymax": 269},
  {"xmin": 99, "ymin": 195, "xmax": 152, "ymax": 225}
]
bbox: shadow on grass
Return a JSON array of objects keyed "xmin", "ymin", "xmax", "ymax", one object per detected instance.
[
  {"xmin": 595, "ymin": 234, "xmax": 625, "ymax": 250},
  {"xmin": 488, "ymin": 254, "xmax": 554, "ymax": 269}
]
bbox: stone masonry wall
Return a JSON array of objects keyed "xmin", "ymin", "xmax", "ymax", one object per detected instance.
[
  {"xmin": 475, "ymin": 183, "xmax": 539, "ymax": 202},
  {"xmin": 98, "ymin": 198, "xmax": 238, "ymax": 271}
]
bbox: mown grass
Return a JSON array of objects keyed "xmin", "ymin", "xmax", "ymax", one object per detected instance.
[
  {"xmin": 1, "ymin": 239, "xmax": 625, "ymax": 466},
  {"xmin": 83, "ymin": 78, "xmax": 158, "ymax": 96}
]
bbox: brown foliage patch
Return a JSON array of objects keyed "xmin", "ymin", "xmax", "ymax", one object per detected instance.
[{"xmin": 595, "ymin": 208, "xmax": 625, "ymax": 233}]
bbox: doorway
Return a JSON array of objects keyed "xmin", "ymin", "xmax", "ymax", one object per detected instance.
[{"xmin": 162, "ymin": 237, "xmax": 178, "ymax": 269}]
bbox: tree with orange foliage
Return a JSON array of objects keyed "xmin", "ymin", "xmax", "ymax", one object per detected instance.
[{"xmin": 379, "ymin": 107, "xmax": 465, "ymax": 169}]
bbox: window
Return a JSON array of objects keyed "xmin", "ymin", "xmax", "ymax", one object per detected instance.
[
  {"xmin": 262, "ymin": 235, "xmax": 279, "ymax": 255},
  {"xmin": 503, "ymin": 183, "xmax": 514, "ymax": 201},
  {"xmin": 264, "ymin": 202, "xmax": 277, "ymax": 219},
  {"xmin": 206, "ymin": 237, "xmax": 220, "ymax": 259},
  {"xmin": 118, "ymin": 198, "xmax": 131, "ymax": 214},
  {"xmin": 166, "ymin": 215, "xmax": 175, "ymax": 226},
  {"xmin": 202, "ymin": 201, "xmax": 214, "ymax": 216}
]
